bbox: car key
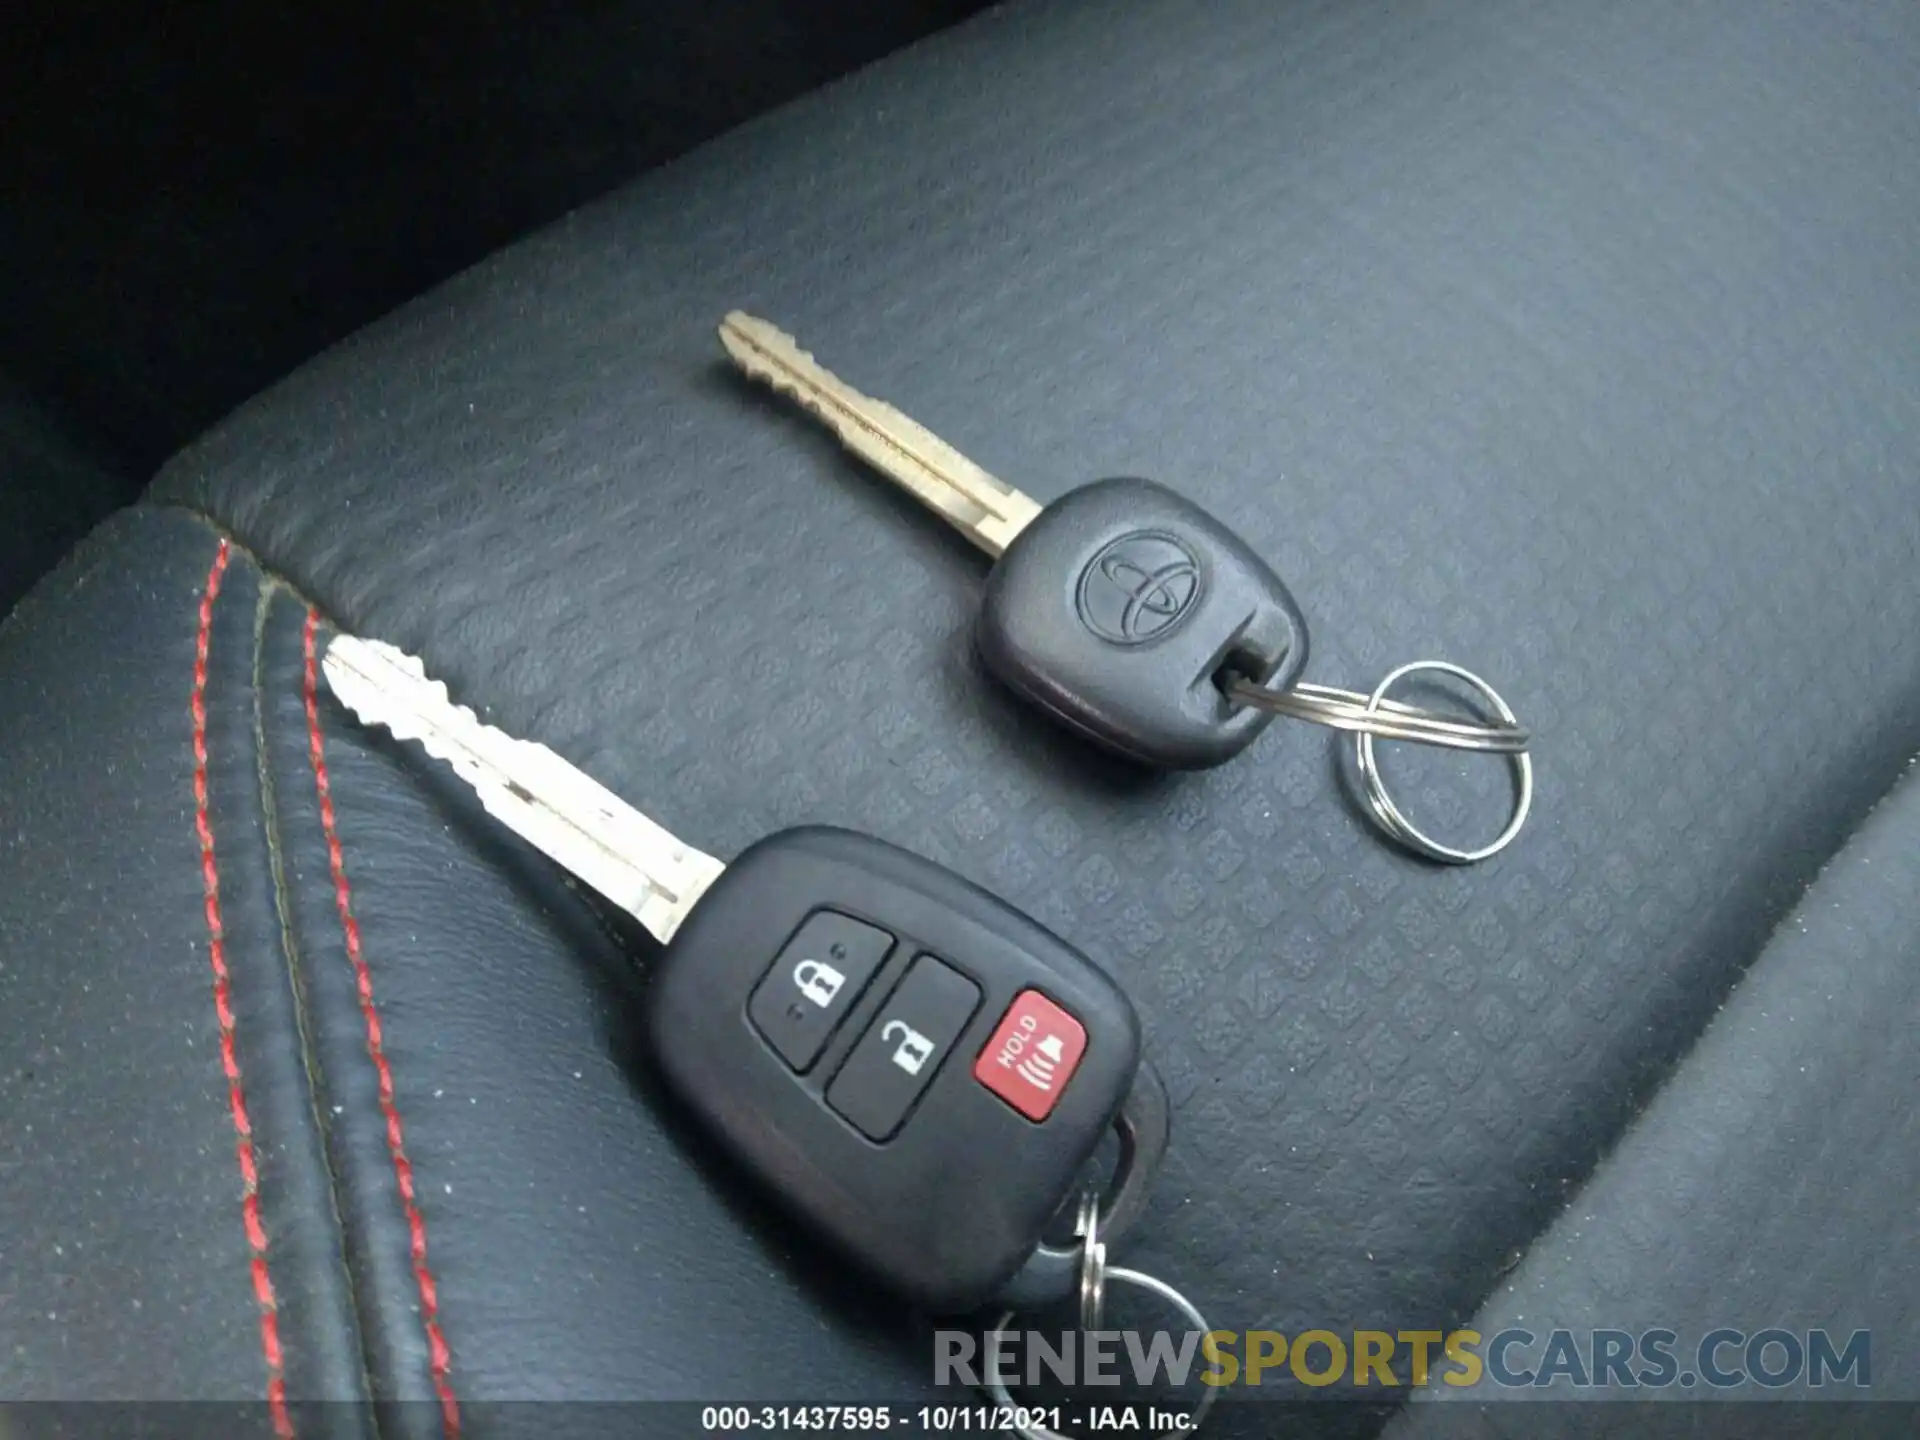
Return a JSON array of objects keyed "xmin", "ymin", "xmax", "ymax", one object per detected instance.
[
  {"xmin": 720, "ymin": 312, "xmax": 1309, "ymax": 769},
  {"xmin": 322, "ymin": 634, "xmax": 1164, "ymax": 1313}
]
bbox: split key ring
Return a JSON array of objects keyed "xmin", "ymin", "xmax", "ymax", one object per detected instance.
[{"xmin": 1228, "ymin": 659, "xmax": 1534, "ymax": 864}]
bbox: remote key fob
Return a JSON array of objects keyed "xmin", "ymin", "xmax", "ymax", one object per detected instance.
[
  {"xmin": 646, "ymin": 826, "xmax": 1150, "ymax": 1313},
  {"xmin": 321, "ymin": 637, "xmax": 1171, "ymax": 1312}
]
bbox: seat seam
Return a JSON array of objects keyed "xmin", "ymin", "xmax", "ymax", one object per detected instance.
[
  {"xmin": 190, "ymin": 535, "xmax": 295, "ymax": 1436},
  {"xmin": 252, "ymin": 574, "xmax": 384, "ymax": 1417},
  {"xmin": 149, "ymin": 499, "xmax": 327, "ymax": 615},
  {"xmin": 302, "ymin": 606, "xmax": 462, "ymax": 1435}
]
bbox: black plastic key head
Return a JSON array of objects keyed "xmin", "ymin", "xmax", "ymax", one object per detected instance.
[
  {"xmin": 647, "ymin": 826, "xmax": 1149, "ymax": 1313},
  {"xmin": 978, "ymin": 477, "xmax": 1309, "ymax": 769}
]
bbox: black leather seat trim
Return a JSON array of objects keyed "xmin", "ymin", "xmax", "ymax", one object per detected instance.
[
  {"xmin": 0, "ymin": 506, "xmax": 468, "ymax": 1431},
  {"xmin": 0, "ymin": 511, "xmax": 368, "ymax": 1416}
]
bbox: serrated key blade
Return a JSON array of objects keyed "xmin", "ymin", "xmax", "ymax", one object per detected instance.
[
  {"xmin": 321, "ymin": 635, "xmax": 724, "ymax": 943},
  {"xmin": 720, "ymin": 311, "xmax": 1042, "ymax": 558}
]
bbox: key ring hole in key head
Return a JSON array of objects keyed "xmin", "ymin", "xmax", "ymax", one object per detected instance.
[
  {"xmin": 1358, "ymin": 660, "xmax": 1533, "ymax": 865},
  {"xmin": 986, "ymin": 1267, "xmax": 1219, "ymax": 1440}
]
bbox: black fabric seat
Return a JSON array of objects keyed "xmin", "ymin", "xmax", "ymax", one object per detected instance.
[{"xmin": 3, "ymin": 0, "xmax": 1917, "ymax": 1435}]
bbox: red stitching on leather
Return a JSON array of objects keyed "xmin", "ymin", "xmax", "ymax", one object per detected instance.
[
  {"xmin": 303, "ymin": 610, "xmax": 461, "ymax": 1437},
  {"xmin": 192, "ymin": 539, "xmax": 296, "ymax": 1440}
]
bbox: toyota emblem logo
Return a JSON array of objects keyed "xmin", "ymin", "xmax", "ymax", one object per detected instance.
[{"xmin": 1075, "ymin": 531, "xmax": 1203, "ymax": 645}]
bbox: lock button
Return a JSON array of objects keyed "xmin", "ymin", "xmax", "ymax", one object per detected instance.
[
  {"xmin": 827, "ymin": 955, "xmax": 981, "ymax": 1141},
  {"xmin": 748, "ymin": 910, "xmax": 895, "ymax": 1072}
]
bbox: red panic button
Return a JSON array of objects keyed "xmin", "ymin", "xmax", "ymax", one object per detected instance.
[{"xmin": 973, "ymin": 990, "xmax": 1088, "ymax": 1121}]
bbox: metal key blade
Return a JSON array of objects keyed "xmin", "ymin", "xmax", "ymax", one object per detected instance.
[
  {"xmin": 321, "ymin": 635, "xmax": 724, "ymax": 944},
  {"xmin": 719, "ymin": 311, "xmax": 1041, "ymax": 558}
]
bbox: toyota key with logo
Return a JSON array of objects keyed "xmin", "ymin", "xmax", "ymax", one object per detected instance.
[
  {"xmin": 978, "ymin": 477, "xmax": 1306, "ymax": 768},
  {"xmin": 719, "ymin": 313, "xmax": 1534, "ymax": 865},
  {"xmin": 720, "ymin": 314, "xmax": 1309, "ymax": 770}
]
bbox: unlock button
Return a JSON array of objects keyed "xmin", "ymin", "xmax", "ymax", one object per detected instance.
[{"xmin": 828, "ymin": 956, "xmax": 981, "ymax": 1141}]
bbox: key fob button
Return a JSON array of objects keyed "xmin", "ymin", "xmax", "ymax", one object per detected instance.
[
  {"xmin": 973, "ymin": 989, "xmax": 1088, "ymax": 1122},
  {"xmin": 748, "ymin": 910, "xmax": 895, "ymax": 1071},
  {"xmin": 827, "ymin": 955, "xmax": 981, "ymax": 1141}
]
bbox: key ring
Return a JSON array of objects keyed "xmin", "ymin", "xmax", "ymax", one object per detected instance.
[
  {"xmin": 1354, "ymin": 660, "xmax": 1533, "ymax": 864},
  {"xmin": 1074, "ymin": 1192, "xmax": 1107, "ymax": 1334},
  {"xmin": 1227, "ymin": 659, "xmax": 1533, "ymax": 863},
  {"xmin": 983, "ymin": 1201, "xmax": 1218, "ymax": 1440}
]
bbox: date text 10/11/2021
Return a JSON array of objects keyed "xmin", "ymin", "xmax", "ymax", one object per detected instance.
[{"xmin": 701, "ymin": 1407, "xmax": 1193, "ymax": 1433}]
